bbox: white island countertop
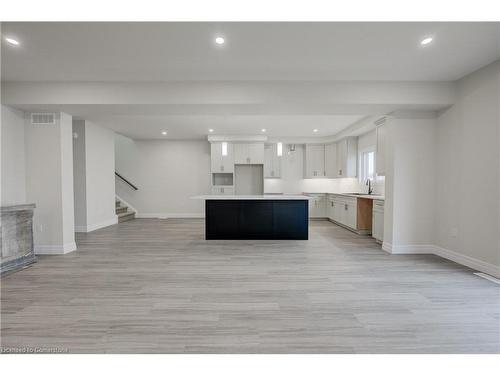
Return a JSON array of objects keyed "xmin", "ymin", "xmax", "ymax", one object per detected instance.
[{"xmin": 192, "ymin": 195, "xmax": 312, "ymax": 200}]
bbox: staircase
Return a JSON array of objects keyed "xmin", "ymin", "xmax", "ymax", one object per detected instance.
[{"xmin": 116, "ymin": 200, "xmax": 136, "ymax": 223}]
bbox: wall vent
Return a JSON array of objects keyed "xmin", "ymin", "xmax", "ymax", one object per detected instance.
[
  {"xmin": 374, "ymin": 116, "xmax": 387, "ymax": 126},
  {"xmin": 31, "ymin": 113, "xmax": 56, "ymax": 125}
]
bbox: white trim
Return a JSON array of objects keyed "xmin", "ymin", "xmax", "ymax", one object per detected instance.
[
  {"xmin": 34, "ymin": 242, "xmax": 77, "ymax": 255},
  {"xmin": 474, "ymin": 273, "xmax": 500, "ymax": 285},
  {"xmin": 386, "ymin": 243, "xmax": 434, "ymax": 254},
  {"xmin": 381, "ymin": 241, "xmax": 392, "ymax": 253},
  {"xmin": 433, "ymin": 245, "xmax": 500, "ymax": 279},
  {"xmin": 136, "ymin": 213, "xmax": 204, "ymax": 219},
  {"xmin": 381, "ymin": 242, "xmax": 500, "ymax": 278},
  {"xmin": 74, "ymin": 217, "xmax": 118, "ymax": 233},
  {"xmin": 115, "ymin": 195, "xmax": 137, "ymax": 214}
]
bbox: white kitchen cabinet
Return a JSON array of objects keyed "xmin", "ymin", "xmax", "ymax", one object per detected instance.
[
  {"xmin": 324, "ymin": 143, "xmax": 338, "ymax": 178},
  {"xmin": 308, "ymin": 194, "xmax": 326, "ymax": 218},
  {"xmin": 336, "ymin": 137, "xmax": 357, "ymax": 178},
  {"xmin": 327, "ymin": 196, "xmax": 336, "ymax": 221},
  {"xmin": 304, "ymin": 144, "xmax": 326, "ymax": 178},
  {"xmin": 264, "ymin": 143, "xmax": 282, "ymax": 178},
  {"xmin": 211, "ymin": 186, "xmax": 234, "ymax": 195},
  {"xmin": 345, "ymin": 200, "xmax": 357, "ymax": 229},
  {"xmin": 372, "ymin": 199, "xmax": 384, "ymax": 242},
  {"xmin": 376, "ymin": 123, "xmax": 386, "ymax": 176},
  {"xmin": 211, "ymin": 142, "xmax": 234, "ymax": 173},
  {"xmin": 234, "ymin": 143, "xmax": 264, "ymax": 164}
]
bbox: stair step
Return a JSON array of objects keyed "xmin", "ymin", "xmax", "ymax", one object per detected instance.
[
  {"xmin": 115, "ymin": 200, "xmax": 121, "ymax": 208},
  {"xmin": 115, "ymin": 206, "xmax": 128, "ymax": 214},
  {"xmin": 118, "ymin": 211, "xmax": 136, "ymax": 223}
]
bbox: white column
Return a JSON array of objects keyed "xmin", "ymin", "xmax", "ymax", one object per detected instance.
[{"xmin": 25, "ymin": 112, "xmax": 76, "ymax": 254}]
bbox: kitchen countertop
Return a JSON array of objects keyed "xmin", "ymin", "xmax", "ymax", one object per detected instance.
[
  {"xmin": 304, "ymin": 192, "xmax": 385, "ymax": 201},
  {"xmin": 192, "ymin": 195, "xmax": 312, "ymax": 200}
]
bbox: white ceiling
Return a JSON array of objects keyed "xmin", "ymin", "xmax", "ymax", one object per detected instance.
[
  {"xmin": 2, "ymin": 22, "xmax": 499, "ymax": 82},
  {"xmin": 81, "ymin": 114, "xmax": 367, "ymax": 140},
  {"xmin": 2, "ymin": 22, "xmax": 499, "ymax": 139}
]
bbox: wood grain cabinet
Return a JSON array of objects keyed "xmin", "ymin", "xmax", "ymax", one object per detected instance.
[{"xmin": 327, "ymin": 194, "xmax": 373, "ymax": 235}]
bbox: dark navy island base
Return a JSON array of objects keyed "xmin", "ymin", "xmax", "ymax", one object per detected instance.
[{"xmin": 205, "ymin": 199, "xmax": 309, "ymax": 240}]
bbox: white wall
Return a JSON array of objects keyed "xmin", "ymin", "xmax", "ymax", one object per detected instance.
[
  {"xmin": 115, "ymin": 134, "xmax": 210, "ymax": 217},
  {"xmin": 73, "ymin": 120, "xmax": 87, "ymax": 229},
  {"xmin": 383, "ymin": 115, "xmax": 437, "ymax": 251},
  {"xmin": 84, "ymin": 121, "xmax": 116, "ymax": 230},
  {"xmin": 435, "ymin": 61, "xmax": 500, "ymax": 270},
  {"xmin": 1, "ymin": 105, "xmax": 26, "ymax": 205},
  {"xmin": 73, "ymin": 120, "xmax": 116, "ymax": 232},
  {"xmin": 25, "ymin": 112, "xmax": 76, "ymax": 254}
]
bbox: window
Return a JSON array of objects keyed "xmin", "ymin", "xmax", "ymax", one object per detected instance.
[{"xmin": 360, "ymin": 150, "xmax": 375, "ymax": 182}]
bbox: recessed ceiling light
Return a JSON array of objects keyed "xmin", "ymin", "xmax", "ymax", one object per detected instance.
[
  {"xmin": 208, "ymin": 129, "xmax": 214, "ymax": 133},
  {"xmin": 161, "ymin": 131, "xmax": 167, "ymax": 135},
  {"xmin": 5, "ymin": 37, "xmax": 19, "ymax": 46},
  {"xmin": 420, "ymin": 37, "xmax": 433, "ymax": 46},
  {"xmin": 313, "ymin": 129, "xmax": 318, "ymax": 133},
  {"xmin": 215, "ymin": 37, "xmax": 225, "ymax": 45},
  {"xmin": 261, "ymin": 128, "xmax": 266, "ymax": 133}
]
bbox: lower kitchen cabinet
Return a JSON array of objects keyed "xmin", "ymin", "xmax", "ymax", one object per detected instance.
[
  {"xmin": 372, "ymin": 199, "xmax": 384, "ymax": 242},
  {"xmin": 327, "ymin": 194, "xmax": 373, "ymax": 235},
  {"xmin": 308, "ymin": 194, "xmax": 327, "ymax": 218}
]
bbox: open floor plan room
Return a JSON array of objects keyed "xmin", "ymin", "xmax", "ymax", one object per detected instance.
[{"xmin": 1, "ymin": 19, "xmax": 499, "ymax": 357}]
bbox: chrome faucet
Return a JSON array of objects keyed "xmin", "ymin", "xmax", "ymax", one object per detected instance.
[{"xmin": 366, "ymin": 179, "xmax": 373, "ymax": 195}]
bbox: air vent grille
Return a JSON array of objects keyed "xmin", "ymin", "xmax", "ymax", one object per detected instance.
[
  {"xmin": 374, "ymin": 116, "xmax": 387, "ymax": 126},
  {"xmin": 31, "ymin": 113, "xmax": 56, "ymax": 125}
]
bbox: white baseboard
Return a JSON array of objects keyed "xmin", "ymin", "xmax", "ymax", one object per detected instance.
[
  {"xmin": 381, "ymin": 242, "xmax": 500, "ymax": 278},
  {"xmin": 382, "ymin": 242, "xmax": 434, "ymax": 254},
  {"xmin": 35, "ymin": 242, "xmax": 77, "ymax": 255},
  {"xmin": 433, "ymin": 245, "xmax": 500, "ymax": 279},
  {"xmin": 74, "ymin": 217, "xmax": 118, "ymax": 233},
  {"xmin": 136, "ymin": 213, "xmax": 204, "ymax": 219}
]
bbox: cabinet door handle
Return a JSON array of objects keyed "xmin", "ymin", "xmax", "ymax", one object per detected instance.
[
  {"xmin": 323, "ymin": 171, "xmax": 326, "ymax": 176},
  {"xmin": 345, "ymin": 204, "xmax": 348, "ymax": 210},
  {"xmin": 339, "ymin": 169, "xmax": 342, "ymax": 175}
]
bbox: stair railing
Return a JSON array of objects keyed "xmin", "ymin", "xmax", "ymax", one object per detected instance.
[{"xmin": 115, "ymin": 172, "xmax": 138, "ymax": 191}]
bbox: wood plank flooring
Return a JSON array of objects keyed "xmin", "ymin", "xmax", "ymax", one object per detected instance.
[{"xmin": 1, "ymin": 219, "xmax": 499, "ymax": 353}]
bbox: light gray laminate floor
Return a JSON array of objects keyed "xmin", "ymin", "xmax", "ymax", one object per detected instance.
[{"xmin": 1, "ymin": 219, "xmax": 499, "ymax": 353}]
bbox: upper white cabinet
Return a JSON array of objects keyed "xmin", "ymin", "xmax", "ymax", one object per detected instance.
[
  {"xmin": 336, "ymin": 137, "xmax": 357, "ymax": 178},
  {"xmin": 375, "ymin": 122, "xmax": 386, "ymax": 176},
  {"xmin": 234, "ymin": 143, "xmax": 264, "ymax": 164},
  {"xmin": 324, "ymin": 143, "xmax": 338, "ymax": 178},
  {"xmin": 304, "ymin": 144, "xmax": 326, "ymax": 178},
  {"xmin": 264, "ymin": 143, "xmax": 282, "ymax": 178},
  {"xmin": 211, "ymin": 142, "xmax": 234, "ymax": 173}
]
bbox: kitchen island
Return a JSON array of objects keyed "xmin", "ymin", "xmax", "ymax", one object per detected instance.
[{"xmin": 192, "ymin": 195, "xmax": 312, "ymax": 240}]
